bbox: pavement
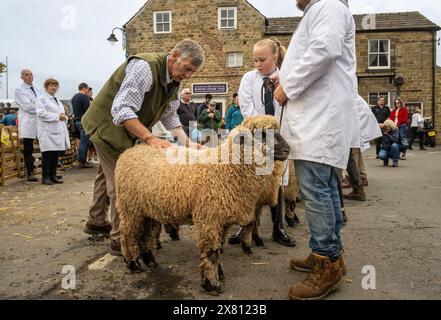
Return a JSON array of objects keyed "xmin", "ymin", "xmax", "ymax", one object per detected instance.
[{"xmin": 1, "ymin": 146, "xmax": 440, "ymax": 300}]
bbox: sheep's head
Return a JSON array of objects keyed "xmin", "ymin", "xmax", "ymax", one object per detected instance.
[{"xmin": 226, "ymin": 115, "xmax": 290, "ymax": 175}]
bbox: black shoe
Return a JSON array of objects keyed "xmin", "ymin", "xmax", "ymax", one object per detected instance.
[
  {"xmin": 42, "ymin": 177, "xmax": 54, "ymax": 185},
  {"xmin": 420, "ymin": 147, "xmax": 427, "ymax": 150},
  {"xmin": 27, "ymin": 174, "xmax": 38, "ymax": 182},
  {"xmin": 272, "ymin": 226, "xmax": 296, "ymax": 247},
  {"xmin": 228, "ymin": 227, "xmax": 243, "ymax": 245},
  {"xmin": 285, "ymin": 213, "xmax": 300, "ymax": 228},
  {"xmin": 78, "ymin": 161, "xmax": 93, "ymax": 169},
  {"xmin": 50, "ymin": 176, "xmax": 63, "ymax": 184},
  {"xmin": 408, "ymin": 146, "xmax": 413, "ymax": 150},
  {"xmin": 57, "ymin": 175, "xmax": 63, "ymax": 180},
  {"xmin": 84, "ymin": 221, "xmax": 111, "ymax": 237}
]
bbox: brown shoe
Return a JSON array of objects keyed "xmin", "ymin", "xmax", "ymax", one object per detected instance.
[
  {"xmin": 78, "ymin": 161, "xmax": 93, "ymax": 169},
  {"xmin": 84, "ymin": 221, "xmax": 111, "ymax": 237},
  {"xmin": 289, "ymin": 254, "xmax": 343, "ymax": 300},
  {"xmin": 343, "ymin": 185, "xmax": 366, "ymax": 201},
  {"xmin": 109, "ymin": 239, "xmax": 122, "ymax": 256},
  {"xmin": 290, "ymin": 253, "xmax": 347, "ymax": 276}
]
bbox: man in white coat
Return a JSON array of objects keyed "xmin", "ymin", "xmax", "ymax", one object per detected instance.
[
  {"xmin": 273, "ymin": 0, "xmax": 357, "ymax": 300},
  {"xmin": 15, "ymin": 69, "xmax": 41, "ymax": 182}
]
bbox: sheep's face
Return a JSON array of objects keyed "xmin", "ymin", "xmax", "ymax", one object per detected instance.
[{"xmin": 228, "ymin": 115, "xmax": 290, "ymax": 173}]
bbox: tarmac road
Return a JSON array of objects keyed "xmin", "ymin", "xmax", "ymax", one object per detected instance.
[{"xmin": 1, "ymin": 146, "xmax": 440, "ymax": 300}]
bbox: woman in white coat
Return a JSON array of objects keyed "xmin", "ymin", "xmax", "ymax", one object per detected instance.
[
  {"xmin": 36, "ymin": 79, "xmax": 71, "ymax": 185},
  {"xmin": 228, "ymin": 38, "xmax": 296, "ymax": 247}
]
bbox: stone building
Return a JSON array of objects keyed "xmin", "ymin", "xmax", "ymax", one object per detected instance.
[{"xmin": 124, "ymin": 0, "xmax": 440, "ymax": 141}]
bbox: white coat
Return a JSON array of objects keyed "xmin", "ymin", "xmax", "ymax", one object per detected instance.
[
  {"xmin": 356, "ymin": 95, "xmax": 382, "ymax": 152},
  {"xmin": 279, "ymin": 0, "xmax": 357, "ymax": 169},
  {"xmin": 36, "ymin": 93, "xmax": 71, "ymax": 152},
  {"xmin": 14, "ymin": 83, "xmax": 42, "ymax": 139},
  {"xmin": 238, "ymin": 69, "xmax": 289, "ymax": 186}
]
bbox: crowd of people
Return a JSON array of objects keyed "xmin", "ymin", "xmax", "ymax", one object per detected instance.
[{"xmin": 4, "ymin": 0, "xmax": 434, "ymax": 301}]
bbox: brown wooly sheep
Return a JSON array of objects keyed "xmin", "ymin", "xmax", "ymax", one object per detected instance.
[{"xmin": 115, "ymin": 115, "xmax": 290, "ymax": 294}]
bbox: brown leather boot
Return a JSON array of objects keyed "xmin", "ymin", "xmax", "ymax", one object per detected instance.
[
  {"xmin": 290, "ymin": 253, "xmax": 347, "ymax": 276},
  {"xmin": 343, "ymin": 185, "xmax": 366, "ymax": 201},
  {"xmin": 289, "ymin": 253, "xmax": 343, "ymax": 300}
]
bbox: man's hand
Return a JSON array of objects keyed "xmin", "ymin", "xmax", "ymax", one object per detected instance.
[
  {"xmin": 274, "ymin": 85, "xmax": 288, "ymax": 106},
  {"xmin": 208, "ymin": 112, "xmax": 215, "ymax": 119},
  {"xmin": 147, "ymin": 136, "xmax": 172, "ymax": 149},
  {"xmin": 59, "ymin": 113, "xmax": 67, "ymax": 121},
  {"xmin": 270, "ymin": 74, "xmax": 280, "ymax": 87}
]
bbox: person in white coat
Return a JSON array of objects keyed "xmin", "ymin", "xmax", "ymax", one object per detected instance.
[
  {"xmin": 14, "ymin": 69, "xmax": 41, "ymax": 182},
  {"xmin": 36, "ymin": 79, "xmax": 71, "ymax": 185},
  {"xmin": 273, "ymin": 0, "xmax": 357, "ymax": 300},
  {"xmin": 230, "ymin": 37, "xmax": 296, "ymax": 248}
]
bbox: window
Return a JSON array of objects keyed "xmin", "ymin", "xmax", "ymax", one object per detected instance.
[
  {"xmin": 218, "ymin": 7, "xmax": 237, "ymax": 30},
  {"xmin": 154, "ymin": 11, "xmax": 171, "ymax": 34},
  {"xmin": 368, "ymin": 40, "xmax": 390, "ymax": 69},
  {"xmin": 368, "ymin": 92, "xmax": 391, "ymax": 108},
  {"xmin": 227, "ymin": 52, "xmax": 243, "ymax": 67}
]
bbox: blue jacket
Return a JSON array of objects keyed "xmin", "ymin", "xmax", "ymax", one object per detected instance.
[
  {"xmin": 225, "ymin": 104, "xmax": 244, "ymax": 130},
  {"xmin": 381, "ymin": 129, "xmax": 399, "ymax": 151},
  {"xmin": 0, "ymin": 114, "xmax": 17, "ymax": 126}
]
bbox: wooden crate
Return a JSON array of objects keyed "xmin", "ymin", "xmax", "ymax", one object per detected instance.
[{"xmin": 0, "ymin": 126, "xmax": 25, "ymax": 186}]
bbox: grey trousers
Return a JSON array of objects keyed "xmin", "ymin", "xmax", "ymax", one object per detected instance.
[{"xmin": 347, "ymin": 148, "xmax": 362, "ymax": 188}]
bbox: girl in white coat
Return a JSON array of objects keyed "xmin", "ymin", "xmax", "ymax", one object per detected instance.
[
  {"xmin": 228, "ymin": 38, "xmax": 296, "ymax": 247},
  {"xmin": 36, "ymin": 79, "xmax": 71, "ymax": 185}
]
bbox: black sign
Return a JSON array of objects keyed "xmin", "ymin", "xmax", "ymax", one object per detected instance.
[{"xmin": 192, "ymin": 83, "xmax": 228, "ymax": 94}]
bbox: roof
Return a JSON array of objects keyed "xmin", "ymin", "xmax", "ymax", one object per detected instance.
[{"xmin": 265, "ymin": 12, "xmax": 441, "ymax": 35}]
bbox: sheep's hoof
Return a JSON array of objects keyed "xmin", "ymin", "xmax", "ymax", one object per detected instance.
[
  {"xmin": 241, "ymin": 241, "xmax": 254, "ymax": 255},
  {"xmin": 156, "ymin": 240, "xmax": 162, "ymax": 250},
  {"xmin": 202, "ymin": 279, "xmax": 223, "ymax": 295},
  {"xmin": 142, "ymin": 250, "xmax": 158, "ymax": 267},
  {"xmin": 127, "ymin": 259, "xmax": 146, "ymax": 273},
  {"xmin": 252, "ymin": 235, "xmax": 265, "ymax": 247}
]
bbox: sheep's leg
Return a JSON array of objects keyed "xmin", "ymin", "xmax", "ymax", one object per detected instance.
[
  {"xmin": 197, "ymin": 224, "xmax": 223, "ymax": 295},
  {"xmin": 284, "ymin": 199, "xmax": 300, "ymax": 227},
  {"xmin": 139, "ymin": 218, "xmax": 160, "ymax": 267},
  {"xmin": 164, "ymin": 224, "xmax": 180, "ymax": 241},
  {"xmin": 252, "ymin": 207, "xmax": 265, "ymax": 247},
  {"xmin": 240, "ymin": 223, "xmax": 254, "ymax": 255},
  {"xmin": 120, "ymin": 212, "xmax": 146, "ymax": 273}
]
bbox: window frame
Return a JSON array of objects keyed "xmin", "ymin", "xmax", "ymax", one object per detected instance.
[
  {"xmin": 368, "ymin": 39, "xmax": 391, "ymax": 70},
  {"xmin": 218, "ymin": 7, "xmax": 237, "ymax": 30},
  {"xmin": 227, "ymin": 52, "xmax": 244, "ymax": 68},
  {"xmin": 153, "ymin": 11, "xmax": 172, "ymax": 34},
  {"xmin": 368, "ymin": 92, "xmax": 392, "ymax": 108}
]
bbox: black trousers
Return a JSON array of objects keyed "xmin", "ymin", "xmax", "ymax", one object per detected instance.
[
  {"xmin": 409, "ymin": 127, "xmax": 424, "ymax": 149},
  {"xmin": 22, "ymin": 138, "xmax": 35, "ymax": 176},
  {"xmin": 42, "ymin": 151, "xmax": 60, "ymax": 179},
  {"xmin": 375, "ymin": 137, "xmax": 382, "ymax": 156}
]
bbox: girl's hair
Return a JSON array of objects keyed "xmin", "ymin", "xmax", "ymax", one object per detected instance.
[
  {"xmin": 383, "ymin": 119, "xmax": 397, "ymax": 131},
  {"xmin": 254, "ymin": 37, "xmax": 287, "ymax": 69},
  {"xmin": 394, "ymin": 97, "xmax": 405, "ymax": 108},
  {"xmin": 44, "ymin": 78, "xmax": 59, "ymax": 89}
]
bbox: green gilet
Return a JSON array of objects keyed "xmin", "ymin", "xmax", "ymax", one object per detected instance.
[{"xmin": 82, "ymin": 54, "xmax": 180, "ymax": 159}]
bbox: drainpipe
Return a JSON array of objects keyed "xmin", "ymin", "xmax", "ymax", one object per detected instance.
[{"xmin": 433, "ymin": 31, "xmax": 437, "ymax": 128}]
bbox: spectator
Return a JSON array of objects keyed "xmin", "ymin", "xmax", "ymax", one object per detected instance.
[
  {"xmin": 389, "ymin": 97, "xmax": 409, "ymax": 160},
  {"xmin": 408, "ymin": 108, "xmax": 426, "ymax": 151},
  {"xmin": 198, "ymin": 100, "xmax": 221, "ymax": 131},
  {"xmin": 371, "ymin": 96, "xmax": 391, "ymax": 157},
  {"xmin": 196, "ymin": 94, "xmax": 213, "ymax": 119},
  {"xmin": 81, "ymin": 39, "xmax": 204, "ymax": 255},
  {"xmin": 72, "ymin": 82, "xmax": 93, "ymax": 169},
  {"xmin": 15, "ymin": 69, "xmax": 41, "ymax": 182},
  {"xmin": 0, "ymin": 109, "xmax": 17, "ymax": 126},
  {"xmin": 177, "ymin": 88, "xmax": 198, "ymax": 137},
  {"xmin": 379, "ymin": 119, "xmax": 400, "ymax": 167},
  {"xmin": 36, "ymin": 79, "xmax": 70, "ymax": 185},
  {"xmin": 225, "ymin": 93, "xmax": 243, "ymax": 131}
]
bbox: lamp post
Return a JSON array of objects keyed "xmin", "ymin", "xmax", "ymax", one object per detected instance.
[{"xmin": 107, "ymin": 27, "xmax": 128, "ymax": 58}]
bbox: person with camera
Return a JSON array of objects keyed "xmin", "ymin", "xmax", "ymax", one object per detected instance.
[
  {"xmin": 378, "ymin": 119, "xmax": 401, "ymax": 167},
  {"xmin": 231, "ymin": 37, "xmax": 296, "ymax": 248}
]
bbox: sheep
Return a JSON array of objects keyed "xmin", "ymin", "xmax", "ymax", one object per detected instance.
[{"xmin": 115, "ymin": 115, "xmax": 290, "ymax": 294}]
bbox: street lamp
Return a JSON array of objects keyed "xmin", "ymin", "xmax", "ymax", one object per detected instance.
[{"xmin": 107, "ymin": 27, "xmax": 127, "ymax": 57}]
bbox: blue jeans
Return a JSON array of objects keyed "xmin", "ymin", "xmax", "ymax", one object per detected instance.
[
  {"xmin": 294, "ymin": 160, "xmax": 343, "ymax": 259},
  {"xmin": 75, "ymin": 121, "xmax": 90, "ymax": 162},
  {"xmin": 398, "ymin": 125, "xmax": 408, "ymax": 153},
  {"xmin": 378, "ymin": 143, "xmax": 400, "ymax": 165}
]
